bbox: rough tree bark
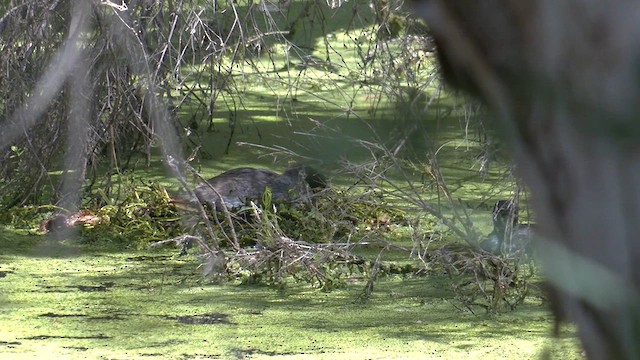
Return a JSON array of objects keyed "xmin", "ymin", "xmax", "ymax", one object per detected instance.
[{"xmin": 410, "ymin": 1, "xmax": 640, "ymax": 359}]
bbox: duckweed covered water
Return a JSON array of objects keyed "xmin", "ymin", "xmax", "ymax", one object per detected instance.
[{"xmin": 0, "ymin": 229, "xmax": 583, "ymax": 359}]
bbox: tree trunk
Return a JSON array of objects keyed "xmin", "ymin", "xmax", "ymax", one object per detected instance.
[{"xmin": 411, "ymin": 1, "xmax": 640, "ymax": 358}]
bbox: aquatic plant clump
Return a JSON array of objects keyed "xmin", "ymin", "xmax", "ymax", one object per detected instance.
[{"xmin": 431, "ymin": 243, "xmax": 534, "ymax": 314}]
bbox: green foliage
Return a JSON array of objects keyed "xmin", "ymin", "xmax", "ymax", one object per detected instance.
[
  {"xmin": 209, "ymin": 186, "xmax": 412, "ymax": 290},
  {"xmin": 0, "ymin": 205, "xmax": 62, "ymax": 230},
  {"xmin": 216, "ymin": 201, "xmax": 366, "ymax": 290},
  {"xmin": 431, "ymin": 244, "xmax": 535, "ymax": 314},
  {"xmin": 0, "ymin": 174, "xmax": 184, "ymax": 249},
  {"xmin": 277, "ymin": 188, "xmax": 408, "ymax": 243},
  {"xmin": 81, "ymin": 176, "xmax": 183, "ymax": 248},
  {"xmin": 0, "ymin": 0, "xmax": 535, "ymax": 326},
  {"xmin": 189, "ymin": 185, "xmax": 407, "ymax": 249},
  {"xmin": 227, "ymin": 244, "xmax": 368, "ymax": 291}
]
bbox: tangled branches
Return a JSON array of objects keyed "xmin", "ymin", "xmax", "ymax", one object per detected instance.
[
  {"xmin": 432, "ymin": 244, "xmax": 533, "ymax": 314},
  {"xmin": 175, "ymin": 181, "xmax": 405, "ymax": 289},
  {"xmin": 227, "ymin": 234, "xmax": 367, "ymax": 290}
]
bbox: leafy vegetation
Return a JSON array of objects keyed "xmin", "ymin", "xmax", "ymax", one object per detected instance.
[{"xmin": 0, "ymin": 0, "xmax": 577, "ymax": 357}]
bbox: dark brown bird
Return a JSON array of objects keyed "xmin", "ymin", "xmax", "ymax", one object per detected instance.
[{"xmin": 480, "ymin": 200, "xmax": 533, "ymax": 256}]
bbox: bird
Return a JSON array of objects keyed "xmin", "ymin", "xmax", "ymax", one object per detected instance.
[
  {"xmin": 480, "ymin": 200, "xmax": 533, "ymax": 257},
  {"xmin": 177, "ymin": 164, "xmax": 327, "ymax": 212}
]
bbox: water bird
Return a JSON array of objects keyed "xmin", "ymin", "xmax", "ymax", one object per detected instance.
[{"xmin": 480, "ymin": 200, "xmax": 533, "ymax": 256}]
